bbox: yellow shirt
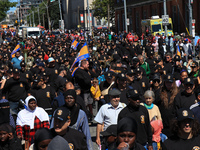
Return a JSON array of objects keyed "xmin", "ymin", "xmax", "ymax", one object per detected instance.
[{"xmin": 90, "ymin": 85, "xmax": 101, "ymax": 99}]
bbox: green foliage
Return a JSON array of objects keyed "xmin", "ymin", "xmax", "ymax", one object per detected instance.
[
  {"xmin": 91, "ymin": 0, "xmax": 115, "ymax": 20},
  {"xmin": 0, "ymin": 0, "xmax": 17, "ymax": 22}
]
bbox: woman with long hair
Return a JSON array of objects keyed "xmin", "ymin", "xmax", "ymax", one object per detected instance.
[
  {"xmin": 156, "ymin": 74, "xmax": 179, "ymax": 137},
  {"xmin": 163, "ymin": 109, "xmax": 200, "ymax": 150}
]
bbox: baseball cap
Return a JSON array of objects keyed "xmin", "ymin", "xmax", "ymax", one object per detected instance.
[
  {"xmin": 153, "ymin": 74, "xmax": 160, "ymax": 81},
  {"xmin": 177, "ymin": 108, "xmax": 194, "ymax": 121},
  {"xmin": 126, "ymin": 89, "xmax": 140, "ymax": 100},
  {"xmin": 127, "ymin": 69, "xmax": 135, "ymax": 75},
  {"xmin": 100, "ymin": 125, "xmax": 117, "ymax": 137},
  {"xmin": 135, "ymin": 67, "xmax": 141, "ymax": 73},
  {"xmin": 132, "ymin": 57, "xmax": 139, "ymax": 63},
  {"xmin": 184, "ymin": 77, "xmax": 194, "ymax": 85},
  {"xmin": 188, "ymin": 54, "xmax": 192, "ymax": 60},
  {"xmin": 38, "ymin": 62, "xmax": 45, "ymax": 67},
  {"xmin": 48, "ymin": 57, "xmax": 55, "ymax": 63},
  {"xmin": 13, "ymin": 68, "xmax": 20, "ymax": 74},
  {"xmin": 108, "ymin": 88, "xmax": 121, "ymax": 96},
  {"xmin": 174, "ymin": 55, "xmax": 181, "ymax": 61},
  {"xmin": 54, "ymin": 107, "xmax": 71, "ymax": 122},
  {"xmin": 104, "ymin": 71, "xmax": 113, "ymax": 79},
  {"xmin": 164, "ymin": 74, "xmax": 174, "ymax": 83},
  {"xmin": 117, "ymin": 73, "xmax": 127, "ymax": 80}
]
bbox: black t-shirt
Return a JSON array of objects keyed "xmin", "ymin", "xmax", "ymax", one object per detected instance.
[{"xmin": 163, "ymin": 135, "xmax": 200, "ymax": 150}]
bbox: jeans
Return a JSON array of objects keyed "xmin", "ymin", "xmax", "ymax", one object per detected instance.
[{"xmin": 9, "ymin": 101, "xmax": 19, "ymax": 115}]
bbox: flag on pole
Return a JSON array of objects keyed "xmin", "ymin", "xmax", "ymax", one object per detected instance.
[
  {"xmin": 176, "ymin": 45, "xmax": 181, "ymax": 58},
  {"xmin": 71, "ymin": 39, "xmax": 79, "ymax": 50},
  {"xmin": 70, "ymin": 42, "xmax": 90, "ymax": 76},
  {"xmin": 11, "ymin": 44, "xmax": 20, "ymax": 58}
]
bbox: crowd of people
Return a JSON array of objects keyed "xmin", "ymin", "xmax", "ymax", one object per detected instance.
[{"xmin": 0, "ymin": 28, "xmax": 200, "ymax": 150}]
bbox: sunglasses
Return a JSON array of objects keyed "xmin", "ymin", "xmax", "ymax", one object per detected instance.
[{"xmin": 153, "ymin": 79, "xmax": 160, "ymax": 83}]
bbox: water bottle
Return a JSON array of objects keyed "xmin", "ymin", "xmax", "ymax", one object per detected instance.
[
  {"xmin": 121, "ymin": 143, "xmax": 129, "ymax": 150},
  {"xmin": 19, "ymin": 99, "xmax": 27, "ymax": 109}
]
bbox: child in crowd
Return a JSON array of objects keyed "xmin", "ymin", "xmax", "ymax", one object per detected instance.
[
  {"xmin": 0, "ymin": 123, "xmax": 22, "ymax": 150},
  {"xmin": 151, "ymin": 120, "xmax": 167, "ymax": 150}
]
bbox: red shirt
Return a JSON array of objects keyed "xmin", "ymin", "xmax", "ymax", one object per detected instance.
[{"xmin": 16, "ymin": 116, "xmax": 50, "ymax": 146}]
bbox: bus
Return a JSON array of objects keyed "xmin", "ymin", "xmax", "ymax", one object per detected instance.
[{"xmin": 141, "ymin": 16, "xmax": 173, "ymax": 36}]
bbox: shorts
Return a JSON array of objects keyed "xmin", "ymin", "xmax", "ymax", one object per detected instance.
[{"xmin": 83, "ymin": 92, "xmax": 93, "ymax": 106}]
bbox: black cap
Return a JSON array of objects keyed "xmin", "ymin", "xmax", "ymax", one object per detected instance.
[
  {"xmin": 104, "ymin": 71, "xmax": 113, "ymax": 79},
  {"xmin": 184, "ymin": 77, "xmax": 194, "ymax": 85},
  {"xmin": 126, "ymin": 89, "xmax": 140, "ymax": 100},
  {"xmin": 118, "ymin": 73, "xmax": 127, "ymax": 80},
  {"xmin": 174, "ymin": 55, "xmax": 181, "ymax": 61},
  {"xmin": 177, "ymin": 108, "xmax": 194, "ymax": 121},
  {"xmin": 38, "ymin": 62, "xmax": 45, "ymax": 67},
  {"xmin": 13, "ymin": 68, "xmax": 20, "ymax": 74},
  {"xmin": 155, "ymin": 58, "xmax": 162, "ymax": 63},
  {"xmin": 188, "ymin": 54, "xmax": 192, "ymax": 60},
  {"xmin": 100, "ymin": 125, "xmax": 117, "ymax": 137},
  {"xmin": 132, "ymin": 57, "xmax": 139, "ymax": 63},
  {"xmin": 108, "ymin": 88, "xmax": 121, "ymax": 96},
  {"xmin": 20, "ymin": 62, "xmax": 26, "ymax": 67},
  {"xmin": 150, "ymin": 51, "xmax": 154, "ymax": 56},
  {"xmin": 34, "ymin": 76, "xmax": 44, "ymax": 83},
  {"xmin": 135, "ymin": 67, "xmax": 141, "ymax": 73},
  {"xmin": 127, "ymin": 69, "xmax": 135, "ymax": 75},
  {"xmin": 164, "ymin": 74, "xmax": 174, "ymax": 83},
  {"xmin": 54, "ymin": 107, "xmax": 71, "ymax": 122},
  {"xmin": 153, "ymin": 74, "xmax": 160, "ymax": 81}
]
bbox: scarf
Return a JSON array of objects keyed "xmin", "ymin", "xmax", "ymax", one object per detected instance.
[
  {"xmin": 16, "ymin": 95, "xmax": 49, "ymax": 129},
  {"xmin": 151, "ymin": 120, "xmax": 163, "ymax": 143},
  {"xmin": 144, "ymin": 103, "xmax": 154, "ymax": 109}
]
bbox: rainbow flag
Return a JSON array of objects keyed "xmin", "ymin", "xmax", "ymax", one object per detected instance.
[
  {"xmin": 71, "ymin": 39, "xmax": 79, "ymax": 50},
  {"xmin": 11, "ymin": 44, "xmax": 20, "ymax": 58},
  {"xmin": 70, "ymin": 42, "xmax": 90, "ymax": 76},
  {"xmin": 176, "ymin": 45, "xmax": 181, "ymax": 58}
]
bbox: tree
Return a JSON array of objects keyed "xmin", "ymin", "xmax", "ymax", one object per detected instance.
[
  {"xmin": 0, "ymin": 0, "xmax": 17, "ymax": 22},
  {"xmin": 26, "ymin": 0, "xmax": 60, "ymax": 29},
  {"xmin": 91, "ymin": 0, "xmax": 115, "ymax": 23}
]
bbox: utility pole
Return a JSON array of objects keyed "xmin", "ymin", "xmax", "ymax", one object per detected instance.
[
  {"xmin": 38, "ymin": 7, "xmax": 41, "ymax": 26},
  {"xmin": 124, "ymin": 0, "xmax": 128, "ymax": 33},
  {"xmin": 87, "ymin": 0, "xmax": 91, "ymax": 33},
  {"xmin": 188, "ymin": 0, "xmax": 192, "ymax": 36},
  {"xmin": 108, "ymin": 2, "xmax": 110, "ymax": 31},
  {"xmin": 163, "ymin": 0, "xmax": 168, "ymax": 36}
]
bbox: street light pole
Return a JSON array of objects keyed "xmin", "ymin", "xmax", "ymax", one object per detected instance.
[
  {"xmin": 87, "ymin": 0, "xmax": 91, "ymax": 33},
  {"xmin": 43, "ymin": 1, "xmax": 51, "ymax": 30},
  {"xmin": 124, "ymin": 0, "xmax": 128, "ymax": 33},
  {"xmin": 188, "ymin": 0, "xmax": 192, "ymax": 36},
  {"xmin": 58, "ymin": 0, "xmax": 64, "ymax": 30},
  {"xmin": 163, "ymin": 0, "xmax": 168, "ymax": 36}
]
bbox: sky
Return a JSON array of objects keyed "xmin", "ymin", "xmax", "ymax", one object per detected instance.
[{"xmin": 8, "ymin": 0, "xmax": 18, "ymax": 13}]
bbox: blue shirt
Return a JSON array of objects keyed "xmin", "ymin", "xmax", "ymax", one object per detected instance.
[{"xmin": 11, "ymin": 57, "xmax": 22, "ymax": 69}]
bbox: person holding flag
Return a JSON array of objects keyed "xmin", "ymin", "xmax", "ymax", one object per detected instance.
[{"xmin": 71, "ymin": 42, "xmax": 93, "ymax": 122}]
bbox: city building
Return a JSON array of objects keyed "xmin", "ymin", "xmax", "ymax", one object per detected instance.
[
  {"xmin": 114, "ymin": 0, "xmax": 200, "ymax": 35},
  {"xmin": 62, "ymin": 0, "xmax": 97, "ymax": 29},
  {"xmin": 19, "ymin": 0, "xmax": 43, "ymax": 20}
]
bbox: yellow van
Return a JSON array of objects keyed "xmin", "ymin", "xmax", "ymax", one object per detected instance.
[{"xmin": 141, "ymin": 16, "xmax": 173, "ymax": 36}]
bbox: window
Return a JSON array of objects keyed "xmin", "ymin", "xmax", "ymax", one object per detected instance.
[
  {"xmin": 143, "ymin": 10, "xmax": 147, "ymax": 19},
  {"xmin": 152, "ymin": 24, "xmax": 161, "ymax": 32}
]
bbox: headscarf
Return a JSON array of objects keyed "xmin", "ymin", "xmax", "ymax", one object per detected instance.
[
  {"xmin": 0, "ymin": 99, "xmax": 10, "ymax": 124},
  {"xmin": 64, "ymin": 89, "xmax": 79, "ymax": 126},
  {"xmin": 34, "ymin": 128, "xmax": 53, "ymax": 150},
  {"xmin": 150, "ymin": 120, "xmax": 163, "ymax": 143},
  {"xmin": 47, "ymin": 135, "xmax": 70, "ymax": 150},
  {"xmin": 16, "ymin": 95, "xmax": 49, "ymax": 129},
  {"xmin": 117, "ymin": 117, "xmax": 137, "ymax": 135}
]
